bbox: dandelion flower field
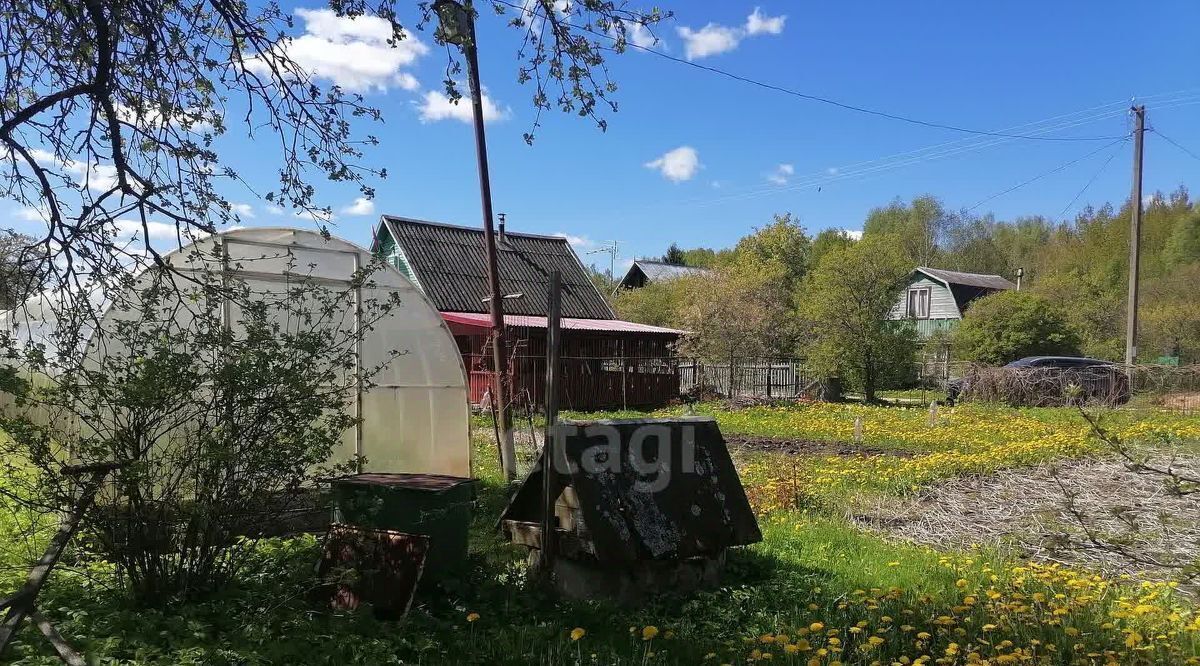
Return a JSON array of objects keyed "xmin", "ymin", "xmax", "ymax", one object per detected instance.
[{"xmin": 3, "ymin": 402, "xmax": 1200, "ymax": 664}]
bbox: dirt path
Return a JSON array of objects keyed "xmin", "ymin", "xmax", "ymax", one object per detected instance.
[{"xmin": 725, "ymin": 435, "xmax": 915, "ymax": 458}]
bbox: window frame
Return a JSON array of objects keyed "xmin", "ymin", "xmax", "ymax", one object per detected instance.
[{"xmin": 906, "ymin": 286, "xmax": 932, "ymax": 319}]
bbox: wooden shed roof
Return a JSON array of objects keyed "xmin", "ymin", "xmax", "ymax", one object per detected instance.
[
  {"xmin": 375, "ymin": 216, "xmax": 615, "ymax": 320},
  {"xmin": 916, "ymin": 266, "xmax": 1016, "ymax": 291}
]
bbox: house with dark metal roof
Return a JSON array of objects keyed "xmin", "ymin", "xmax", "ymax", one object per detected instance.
[
  {"xmin": 617, "ymin": 260, "xmax": 713, "ymax": 290},
  {"xmin": 373, "ymin": 216, "xmax": 684, "ymax": 410},
  {"xmin": 888, "ymin": 266, "xmax": 1017, "ymax": 338}
]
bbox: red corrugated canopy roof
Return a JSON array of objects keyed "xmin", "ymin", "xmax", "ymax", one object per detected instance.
[{"xmin": 441, "ymin": 311, "xmax": 684, "ymax": 335}]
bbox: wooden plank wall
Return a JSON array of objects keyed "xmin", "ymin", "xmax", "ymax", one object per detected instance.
[{"xmin": 461, "ymin": 330, "xmax": 681, "ymax": 411}]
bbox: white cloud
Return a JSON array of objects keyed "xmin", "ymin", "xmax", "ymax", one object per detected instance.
[
  {"xmin": 230, "ymin": 203, "xmax": 256, "ymax": 218},
  {"xmin": 677, "ymin": 7, "xmax": 787, "ymax": 60},
  {"xmin": 677, "ymin": 23, "xmax": 741, "ymax": 60},
  {"xmin": 745, "ymin": 7, "xmax": 787, "ymax": 35},
  {"xmin": 112, "ymin": 219, "xmax": 180, "ymax": 241},
  {"xmin": 78, "ymin": 164, "xmax": 120, "ymax": 193},
  {"xmin": 293, "ymin": 209, "xmax": 334, "ymax": 223},
  {"xmin": 17, "ymin": 206, "xmax": 48, "ymax": 222},
  {"xmin": 517, "ymin": 0, "xmax": 571, "ymax": 37},
  {"xmin": 645, "ymin": 146, "xmax": 701, "ymax": 182},
  {"xmin": 842, "ymin": 229, "xmax": 863, "ymax": 240},
  {"xmin": 610, "ymin": 19, "xmax": 662, "ymax": 50},
  {"xmin": 767, "ymin": 163, "xmax": 794, "ymax": 185},
  {"xmin": 417, "ymin": 89, "xmax": 509, "ymax": 124},
  {"xmin": 249, "ymin": 8, "xmax": 428, "ymax": 93},
  {"xmin": 627, "ymin": 22, "xmax": 660, "ymax": 49},
  {"xmin": 553, "ymin": 232, "xmax": 595, "ymax": 251},
  {"xmin": 341, "ymin": 197, "xmax": 375, "ymax": 216},
  {"xmin": 24, "ymin": 148, "xmax": 122, "ymax": 193},
  {"xmin": 264, "ymin": 204, "xmax": 285, "ymax": 215}
]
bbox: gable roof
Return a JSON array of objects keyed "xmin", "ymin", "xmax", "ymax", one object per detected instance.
[
  {"xmin": 915, "ymin": 266, "xmax": 1016, "ymax": 291},
  {"xmin": 375, "ymin": 216, "xmax": 615, "ymax": 320},
  {"xmin": 623, "ymin": 260, "xmax": 713, "ymax": 286}
]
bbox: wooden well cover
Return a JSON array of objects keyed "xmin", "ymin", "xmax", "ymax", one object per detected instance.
[{"xmin": 501, "ymin": 416, "xmax": 761, "ymax": 562}]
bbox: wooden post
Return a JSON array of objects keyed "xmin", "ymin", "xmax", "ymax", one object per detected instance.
[
  {"xmin": 454, "ymin": 3, "xmax": 517, "ymax": 482},
  {"xmin": 1125, "ymin": 105, "xmax": 1146, "ymax": 367},
  {"xmin": 724, "ymin": 352, "xmax": 734, "ymax": 398},
  {"xmin": 539, "ymin": 271, "xmax": 562, "ymax": 575},
  {"xmin": 621, "ymin": 338, "xmax": 628, "ymax": 411}
]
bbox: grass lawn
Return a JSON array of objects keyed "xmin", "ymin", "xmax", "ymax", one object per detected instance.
[{"xmin": 2, "ymin": 402, "xmax": 1200, "ymax": 664}]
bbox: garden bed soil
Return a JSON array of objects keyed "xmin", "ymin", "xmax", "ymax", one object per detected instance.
[
  {"xmin": 724, "ymin": 435, "xmax": 915, "ymax": 458},
  {"xmin": 850, "ymin": 456, "xmax": 1200, "ymax": 591}
]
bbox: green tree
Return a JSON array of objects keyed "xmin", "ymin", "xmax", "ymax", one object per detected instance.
[
  {"xmin": 810, "ymin": 228, "xmax": 855, "ymax": 269},
  {"xmin": 587, "ymin": 265, "xmax": 617, "ymax": 297},
  {"xmin": 732, "ymin": 213, "xmax": 812, "ymax": 294},
  {"xmin": 862, "ymin": 195, "xmax": 950, "ymax": 267},
  {"xmin": 673, "ymin": 268, "xmax": 794, "ymax": 360},
  {"xmin": 952, "ymin": 290, "xmax": 1082, "ymax": 364},
  {"xmin": 942, "ymin": 214, "xmax": 1010, "ymax": 275},
  {"xmin": 662, "ymin": 243, "xmax": 686, "ymax": 265},
  {"xmin": 611, "ymin": 279, "xmax": 682, "ymax": 328},
  {"xmin": 678, "ymin": 247, "xmax": 727, "ymax": 268},
  {"xmin": 0, "ymin": 231, "xmax": 41, "ymax": 309},
  {"xmin": 1164, "ymin": 211, "xmax": 1200, "ymax": 268},
  {"xmin": 800, "ymin": 237, "xmax": 917, "ymax": 401},
  {"xmin": 1141, "ymin": 263, "xmax": 1200, "ymax": 361}
]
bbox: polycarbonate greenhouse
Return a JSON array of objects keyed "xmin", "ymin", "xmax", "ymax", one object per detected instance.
[{"xmin": 1, "ymin": 227, "xmax": 471, "ymax": 477}]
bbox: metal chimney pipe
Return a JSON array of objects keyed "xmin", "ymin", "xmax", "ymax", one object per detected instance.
[{"xmin": 498, "ymin": 212, "xmax": 506, "ymax": 243}]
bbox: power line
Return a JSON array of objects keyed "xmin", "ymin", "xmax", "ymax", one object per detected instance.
[
  {"xmin": 691, "ymin": 107, "xmax": 1136, "ymax": 209},
  {"xmin": 966, "ymin": 137, "xmax": 1129, "ymax": 212},
  {"xmin": 1150, "ymin": 127, "xmax": 1200, "ymax": 163},
  {"xmin": 496, "ymin": 0, "xmax": 1129, "ymax": 143},
  {"xmin": 1057, "ymin": 144, "xmax": 1123, "ymax": 219}
]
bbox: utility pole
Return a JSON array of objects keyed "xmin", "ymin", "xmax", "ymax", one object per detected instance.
[
  {"xmin": 433, "ymin": 0, "xmax": 517, "ymax": 481},
  {"xmin": 1124, "ymin": 105, "xmax": 1146, "ymax": 368}
]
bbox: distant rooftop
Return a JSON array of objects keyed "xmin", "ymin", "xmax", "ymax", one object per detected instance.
[
  {"xmin": 916, "ymin": 266, "xmax": 1016, "ymax": 291},
  {"xmin": 618, "ymin": 260, "xmax": 713, "ymax": 289},
  {"xmin": 635, "ymin": 260, "xmax": 713, "ymax": 281}
]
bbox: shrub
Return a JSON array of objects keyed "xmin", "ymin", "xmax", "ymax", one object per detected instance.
[
  {"xmin": 0, "ymin": 264, "xmax": 396, "ymax": 603},
  {"xmin": 952, "ymin": 290, "xmax": 1081, "ymax": 365}
]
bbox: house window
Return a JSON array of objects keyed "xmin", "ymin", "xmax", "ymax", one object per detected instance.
[{"xmin": 906, "ymin": 287, "xmax": 931, "ymax": 319}]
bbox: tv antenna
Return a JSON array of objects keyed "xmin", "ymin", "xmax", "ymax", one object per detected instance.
[{"xmin": 586, "ymin": 240, "xmax": 622, "ymax": 282}]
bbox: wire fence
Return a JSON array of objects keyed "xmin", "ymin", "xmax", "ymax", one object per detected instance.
[{"xmin": 675, "ymin": 354, "xmax": 1200, "ymax": 414}]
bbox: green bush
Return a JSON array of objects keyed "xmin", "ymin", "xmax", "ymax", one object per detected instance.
[{"xmin": 952, "ymin": 290, "xmax": 1081, "ymax": 365}]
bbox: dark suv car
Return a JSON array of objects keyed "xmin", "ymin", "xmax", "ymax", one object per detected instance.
[{"xmin": 946, "ymin": 356, "xmax": 1131, "ymax": 406}]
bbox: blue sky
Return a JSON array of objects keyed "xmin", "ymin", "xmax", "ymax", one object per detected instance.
[{"xmin": 10, "ymin": 1, "xmax": 1200, "ymax": 274}]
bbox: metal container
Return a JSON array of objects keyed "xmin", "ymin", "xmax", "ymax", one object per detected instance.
[{"xmin": 331, "ymin": 473, "xmax": 474, "ymax": 578}]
